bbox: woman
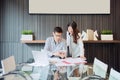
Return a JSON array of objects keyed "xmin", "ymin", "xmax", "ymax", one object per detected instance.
[
  {"xmin": 67, "ymin": 21, "xmax": 85, "ymax": 58},
  {"xmin": 66, "ymin": 21, "xmax": 86, "ymax": 77}
]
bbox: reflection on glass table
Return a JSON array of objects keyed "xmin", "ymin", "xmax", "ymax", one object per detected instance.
[
  {"xmin": 0, "ymin": 56, "xmax": 32, "ymax": 80},
  {"xmin": 0, "ymin": 71, "xmax": 32, "ymax": 80}
]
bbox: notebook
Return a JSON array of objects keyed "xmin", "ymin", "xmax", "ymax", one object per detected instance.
[
  {"xmin": 31, "ymin": 50, "xmax": 49, "ymax": 66},
  {"xmin": 1, "ymin": 56, "xmax": 16, "ymax": 74}
]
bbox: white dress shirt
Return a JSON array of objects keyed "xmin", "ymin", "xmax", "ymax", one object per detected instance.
[
  {"xmin": 67, "ymin": 33, "xmax": 84, "ymax": 58},
  {"xmin": 44, "ymin": 37, "xmax": 66, "ymax": 57}
]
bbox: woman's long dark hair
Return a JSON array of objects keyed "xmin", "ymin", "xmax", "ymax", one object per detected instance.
[{"xmin": 67, "ymin": 21, "xmax": 80, "ymax": 44}]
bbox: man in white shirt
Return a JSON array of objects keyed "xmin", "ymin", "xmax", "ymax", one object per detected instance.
[
  {"xmin": 44, "ymin": 27, "xmax": 66, "ymax": 59},
  {"xmin": 44, "ymin": 27, "xmax": 67, "ymax": 80}
]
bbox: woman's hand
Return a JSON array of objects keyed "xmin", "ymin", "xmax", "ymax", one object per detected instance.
[{"xmin": 80, "ymin": 55, "xmax": 86, "ymax": 60}]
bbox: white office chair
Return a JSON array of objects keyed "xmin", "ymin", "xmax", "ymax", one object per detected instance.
[
  {"xmin": 1, "ymin": 56, "xmax": 32, "ymax": 80},
  {"xmin": 109, "ymin": 68, "xmax": 120, "ymax": 80},
  {"xmin": 82, "ymin": 57, "xmax": 108, "ymax": 80},
  {"xmin": 1, "ymin": 56, "xmax": 16, "ymax": 75},
  {"xmin": 93, "ymin": 58, "xmax": 108, "ymax": 78}
]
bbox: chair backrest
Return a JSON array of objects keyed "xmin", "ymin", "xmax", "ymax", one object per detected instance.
[
  {"xmin": 109, "ymin": 68, "xmax": 120, "ymax": 80},
  {"xmin": 93, "ymin": 57, "xmax": 108, "ymax": 78},
  {"xmin": 1, "ymin": 56, "xmax": 16, "ymax": 74}
]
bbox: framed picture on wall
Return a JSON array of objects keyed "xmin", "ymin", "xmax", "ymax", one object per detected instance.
[{"xmin": 29, "ymin": 0, "xmax": 110, "ymax": 14}]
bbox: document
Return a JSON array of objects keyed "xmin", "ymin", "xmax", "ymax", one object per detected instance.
[
  {"xmin": 55, "ymin": 58, "xmax": 87, "ymax": 66},
  {"xmin": 55, "ymin": 61, "xmax": 75, "ymax": 66},
  {"xmin": 62, "ymin": 58, "xmax": 87, "ymax": 64}
]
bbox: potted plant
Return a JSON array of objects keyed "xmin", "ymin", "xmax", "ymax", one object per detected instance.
[
  {"xmin": 21, "ymin": 30, "xmax": 33, "ymax": 40},
  {"xmin": 101, "ymin": 30, "xmax": 113, "ymax": 40}
]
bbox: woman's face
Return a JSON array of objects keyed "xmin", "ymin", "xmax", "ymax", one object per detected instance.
[{"xmin": 68, "ymin": 26, "xmax": 73, "ymax": 35}]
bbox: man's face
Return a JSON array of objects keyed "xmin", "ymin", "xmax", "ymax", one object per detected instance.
[{"xmin": 53, "ymin": 32, "xmax": 62, "ymax": 43}]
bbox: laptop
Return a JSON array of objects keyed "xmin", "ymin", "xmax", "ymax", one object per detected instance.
[
  {"xmin": 1, "ymin": 56, "xmax": 16, "ymax": 75},
  {"xmin": 31, "ymin": 50, "xmax": 49, "ymax": 66}
]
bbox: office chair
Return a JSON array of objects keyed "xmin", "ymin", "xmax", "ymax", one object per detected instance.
[
  {"xmin": 109, "ymin": 68, "xmax": 120, "ymax": 80},
  {"xmin": 1, "ymin": 56, "xmax": 32, "ymax": 80},
  {"xmin": 81, "ymin": 57, "xmax": 108, "ymax": 80}
]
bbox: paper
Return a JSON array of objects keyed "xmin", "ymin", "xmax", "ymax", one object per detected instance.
[
  {"xmin": 55, "ymin": 58, "xmax": 86, "ymax": 66},
  {"xmin": 62, "ymin": 58, "xmax": 86, "ymax": 64},
  {"xmin": 55, "ymin": 61, "xmax": 75, "ymax": 66}
]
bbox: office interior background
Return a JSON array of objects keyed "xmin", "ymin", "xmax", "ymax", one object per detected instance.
[{"xmin": 0, "ymin": 0, "xmax": 120, "ymax": 72}]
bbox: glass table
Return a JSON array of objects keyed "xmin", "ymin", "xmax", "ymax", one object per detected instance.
[
  {"xmin": 0, "ymin": 71, "xmax": 32, "ymax": 80},
  {"xmin": 0, "ymin": 58, "xmax": 88, "ymax": 80}
]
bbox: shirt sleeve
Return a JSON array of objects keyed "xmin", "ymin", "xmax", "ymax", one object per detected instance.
[
  {"xmin": 78, "ymin": 39, "xmax": 85, "ymax": 56},
  {"xmin": 62, "ymin": 39, "xmax": 67, "ymax": 50},
  {"xmin": 53, "ymin": 39, "xmax": 67, "ymax": 53},
  {"xmin": 44, "ymin": 38, "xmax": 50, "ymax": 51},
  {"xmin": 44, "ymin": 38, "xmax": 52, "ymax": 57}
]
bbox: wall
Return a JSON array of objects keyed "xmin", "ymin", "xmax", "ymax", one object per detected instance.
[
  {"xmin": 0, "ymin": 0, "xmax": 120, "ymax": 71},
  {"xmin": 29, "ymin": 0, "xmax": 110, "ymax": 14}
]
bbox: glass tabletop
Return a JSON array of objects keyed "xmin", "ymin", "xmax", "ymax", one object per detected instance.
[{"xmin": 0, "ymin": 71, "xmax": 32, "ymax": 80}]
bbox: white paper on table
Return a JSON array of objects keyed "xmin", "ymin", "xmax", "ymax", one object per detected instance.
[
  {"xmin": 55, "ymin": 61, "xmax": 75, "ymax": 67},
  {"xmin": 62, "ymin": 58, "xmax": 87, "ymax": 64},
  {"xmin": 55, "ymin": 58, "xmax": 86, "ymax": 66}
]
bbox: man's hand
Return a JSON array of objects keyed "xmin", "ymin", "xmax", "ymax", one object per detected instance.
[
  {"xmin": 59, "ymin": 52, "xmax": 66, "ymax": 59},
  {"xmin": 53, "ymin": 51, "xmax": 66, "ymax": 59},
  {"xmin": 53, "ymin": 52, "xmax": 60, "ymax": 56}
]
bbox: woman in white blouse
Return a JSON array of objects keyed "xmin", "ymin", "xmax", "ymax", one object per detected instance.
[{"xmin": 66, "ymin": 21, "xmax": 86, "ymax": 77}]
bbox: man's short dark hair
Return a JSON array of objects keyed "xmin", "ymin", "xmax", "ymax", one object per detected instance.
[{"xmin": 54, "ymin": 27, "xmax": 63, "ymax": 33}]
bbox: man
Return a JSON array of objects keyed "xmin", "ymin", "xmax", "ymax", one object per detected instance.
[
  {"xmin": 44, "ymin": 26, "xmax": 66, "ymax": 59},
  {"xmin": 44, "ymin": 27, "xmax": 67, "ymax": 80}
]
